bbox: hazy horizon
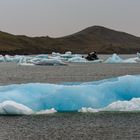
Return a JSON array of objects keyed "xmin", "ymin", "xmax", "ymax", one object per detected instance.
[{"xmin": 0, "ymin": 0, "xmax": 140, "ymax": 37}]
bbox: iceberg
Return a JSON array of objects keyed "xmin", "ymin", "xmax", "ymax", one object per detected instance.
[
  {"xmin": 52, "ymin": 52, "xmax": 61, "ymax": 57},
  {"xmin": 79, "ymin": 98, "xmax": 140, "ymax": 112},
  {"xmin": 68, "ymin": 56, "xmax": 87, "ymax": 62},
  {"xmin": 4, "ymin": 55, "xmax": 25, "ymax": 63},
  {"xmin": 0, "ymin": 55, "xmax": 5, "ymax": 62},
  {"xmin": 68, "ymin": 56, "xmax": 103, "ymax": 63},
  {"xmin": 35, "ymin": 54, "xmax": 49, "ymax": 59},
  {"xmin": 0, "ymin": 101, "xmax": 33, "ymax": 115},
  {"xmin": 105, "ymin": 53, "xmax": 139, "ymax": 63},
  {"xmin": 0, "ymin": 75, "xmax": 140, "ymax": 114},
  {"xmin": 18, "ymin": 56, "xmax": 66, "ymax": 66},
  {"xmin": 61, "ymin": 51, "xmax": 73, "ymax": 59},
  {"xmin": 0, "ymin": 101, "xmax": 56, "ymax": 115},
  {"xmin": 32, "ymin": 58, "xmax": 66, "ymax": 66},
  {"xmin": 105, "ymin": 53, "xmax": 123, "ymax": 63},
  {"xmin": 122, "ymin": 58, "xmax": 137, "ymax": 63},
  {"xmin": 137, "ymin": 52, "xmax": 140, "ymax": 58}
]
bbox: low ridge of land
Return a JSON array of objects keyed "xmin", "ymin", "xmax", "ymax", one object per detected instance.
[{"xmin": 0, "ymin": 26, "xmax": 140, "ymax": 55}]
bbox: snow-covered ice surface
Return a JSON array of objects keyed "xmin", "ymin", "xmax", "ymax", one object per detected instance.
[{"xmin": 0, "ymin": 75, "xmax": 140, "ymax": 114}]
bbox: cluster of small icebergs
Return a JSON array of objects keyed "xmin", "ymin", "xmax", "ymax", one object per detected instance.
[{"xmin": 0, "ymin": 51, "xmax": 140, "ymax": 66}]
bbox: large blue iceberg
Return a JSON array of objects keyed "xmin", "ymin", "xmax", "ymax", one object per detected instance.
[{"xmin": 0, "ymin": 75, "xmax": 140, "ymax": 114}]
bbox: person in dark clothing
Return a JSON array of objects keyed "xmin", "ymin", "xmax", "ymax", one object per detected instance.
[{"xmin": 85, "ymin": 51, "xmax": 99, "ymax": 61}]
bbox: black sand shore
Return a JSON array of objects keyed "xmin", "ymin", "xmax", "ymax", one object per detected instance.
[
  {"xmin": 1, "ymin": 112, "xmax": 140, "ymax": 140},
  {"xmin": 0, "ymin": 55, "xmax": 140, "ymax": 140}
]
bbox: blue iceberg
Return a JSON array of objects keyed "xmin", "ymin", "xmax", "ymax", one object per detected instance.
[{"xmin": 0, "ymin": 75, "xmax": 140, "ymax": 114}]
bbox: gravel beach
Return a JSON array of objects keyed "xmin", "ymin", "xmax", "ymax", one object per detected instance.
[
  {"xmin": 1, "ymin": 112, "xmax": 140, "ymax": 140},
  {"xmin": 0, "ymin": 55, "xmax": 140, "ymax": 140}
]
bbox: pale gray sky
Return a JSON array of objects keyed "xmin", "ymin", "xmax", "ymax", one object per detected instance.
[{"xmin": 0, "ymin": 0, "xmax": 140, "ymax": 37}]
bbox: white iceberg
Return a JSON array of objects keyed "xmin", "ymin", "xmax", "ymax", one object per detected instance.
[
  {"xmin": 0, "ymin": 55, "xmax": 5, "ymax": 62},
  {"xmin": 105, "ymin": 53, "xmax": 138, "ymax": 63},
  {"xmin": 33, "ymin": 58, "xmax": 66, "ymax": 66},
  {"xmin": 35, "ymin": 54, "xmax": 49, "ymax": 59},
  {"xmin": 0, "ymin": 101, "xmax": 33, "ymax": 115},
  {"xmin": 61, "ymin": 51, "xmax": 73, "ymax": 59},
  {"xmin": 4, "ymin": 55, "xmax": 25, "ymax": 63},
  {"xmin": 52, "ymin": 52, "xmax": 61, "ymax": 57},
  {"xmin": 79, "ymin": 98, "xmax": 140, "ymax": 112},
  {"xmin": 68, "ymin": 56, "xmax": 87, "ymax": 62},
  {"xmin": 0, "ymin": 101, "xmax": 57, "ymax": 115},
  {"xmin": 36, "ymin": 108, "xmax": 57, "ymax": 114},
  {"xmin": 137, "ymin": 52, "xmax": 140, "ymax": 58},
  {"xmin": 122, "ymin": 58, "xmax": 137, "ymax": 63},
  {"xmin": 105, "ymin": 53, "xmax": 123, "ymax": 63}
]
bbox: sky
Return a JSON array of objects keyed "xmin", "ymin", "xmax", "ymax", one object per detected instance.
[{"xmin": 0, "ymin": 0, "xmax": 140, "ymax": 37}]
